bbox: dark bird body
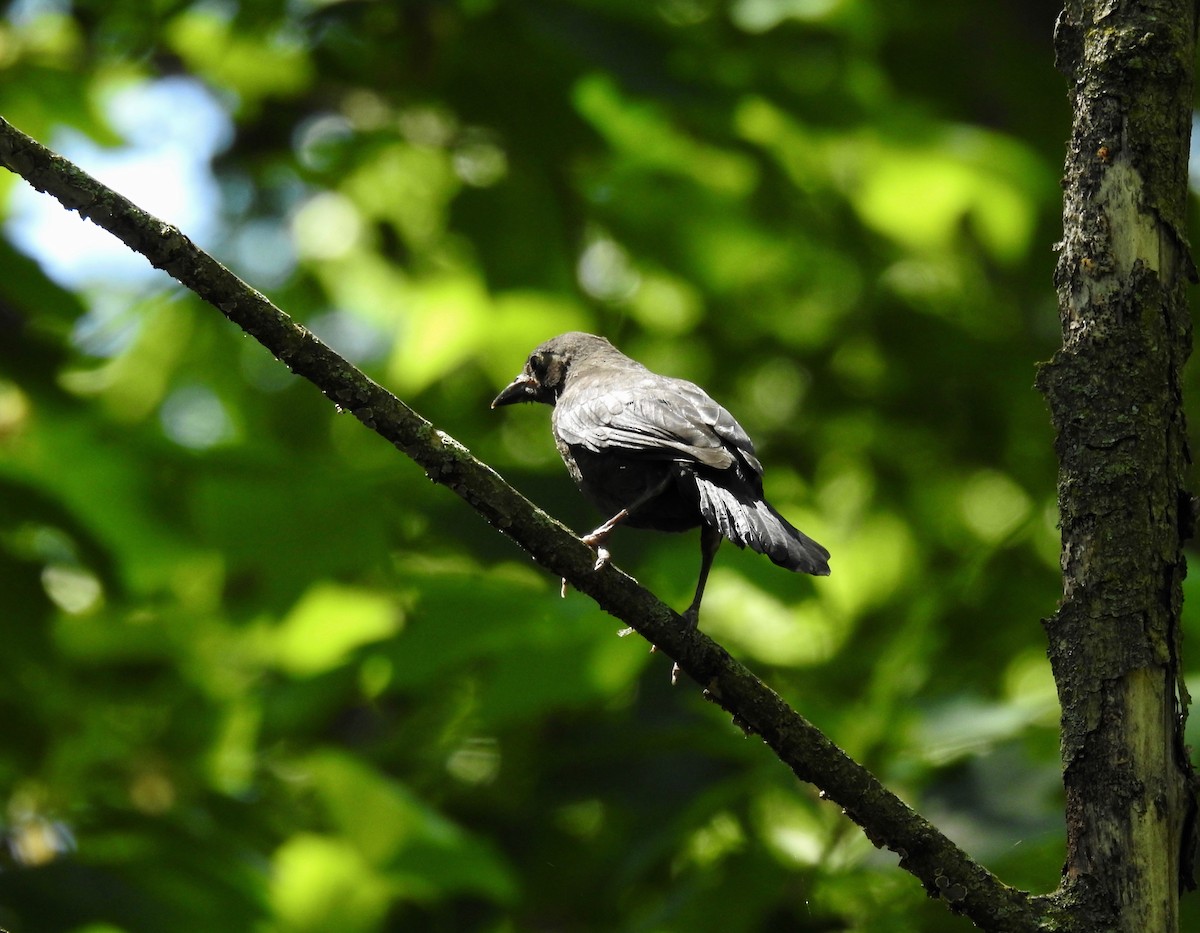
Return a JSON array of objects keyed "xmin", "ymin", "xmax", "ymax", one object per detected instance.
[{"xmin": 492, "ymin": 332, "xmax": 830, "ymax": 625}]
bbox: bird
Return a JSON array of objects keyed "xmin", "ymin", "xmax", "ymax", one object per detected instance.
[{"xmin": 491, "ymin": 332, "xmax": 830, "ymax": 628}]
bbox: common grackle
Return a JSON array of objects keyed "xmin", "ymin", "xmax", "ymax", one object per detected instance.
[{"xmin": 493, "ymin": 332, "xmax": 829, "ymax": 627}]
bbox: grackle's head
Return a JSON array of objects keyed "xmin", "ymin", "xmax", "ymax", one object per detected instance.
[{"xmin": 491, "ymin": 332, "xmax": 614, "ymax": 408}]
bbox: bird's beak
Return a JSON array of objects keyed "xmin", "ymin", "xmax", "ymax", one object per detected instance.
[{"xmin": 491, "ymin": 372, "xmax": 538, "ymax": 408}]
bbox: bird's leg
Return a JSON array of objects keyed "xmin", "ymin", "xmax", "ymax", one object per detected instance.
[
  {"xmin": 561, "ymin": 507, "xmax": 631, "ymax": 596},
  {"xmin": 562, "ymin": 473, "xmax": 674, "ymax": 595},
  {"xmin": 670, "ymin": 524, "xmax": 723, "ymax": 684},
  {"xmin": 681, "ymin": 523, "xmax": 723, "ymax": 630},
  {"xmin": 582, "ymin": 473, "xmax": 675, "ymax": 570},
  {"xmin": 561, "ymin": 509, "xmax": 629, "ymax": 596},
  {"xmin": 579, "ymin": 508, "xmax": 629, "ymax": 570}
]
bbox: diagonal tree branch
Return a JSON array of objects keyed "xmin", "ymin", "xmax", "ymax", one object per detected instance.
[{"xmin": 0, "ymin": 115, "xmax": 1046, "ymax": 931}]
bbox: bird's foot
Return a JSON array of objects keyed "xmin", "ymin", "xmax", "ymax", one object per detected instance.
[
  {"xmin": 581, "ymin": 509, "xmax": 629, "ymax": 549},
  {"xmin": 579, "ymin": 529, "xmax": 605, "ymax": 548},
  {"xmin": 649, "ymin": 644, "xmax": 682, "ymax": 685},
  {"xmin": 619, "ymin": 623, "xmax": 676, "ymax": 676},
  {"xmin": 559, "ymin": 545, "xmax": 613, "ymax": 597},
  {"xmin": 579, "ymin": 532, "xmax": 613, "ymax": 570},
  {"xmin": 665, "ymin": 605, "xmax": 701, "ymax": 685}
]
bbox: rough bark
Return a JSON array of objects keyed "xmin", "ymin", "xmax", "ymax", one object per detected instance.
[{"xmin": 1039, "ymin": 1, "xmax": 1199, "ymax": 929}]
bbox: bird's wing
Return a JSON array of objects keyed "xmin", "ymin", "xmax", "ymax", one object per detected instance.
[
  {"xmin": 555, "ymin": 376, "xmax": 760, "ymax": 474},
  {"xmin": 699, "ymin": 387, "xmax": 763, "ymax": 477}
]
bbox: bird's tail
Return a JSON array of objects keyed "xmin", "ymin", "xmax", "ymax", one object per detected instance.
[{"xmin": 694, "ymin": 477, "xmax": 830, "ymax": 576}]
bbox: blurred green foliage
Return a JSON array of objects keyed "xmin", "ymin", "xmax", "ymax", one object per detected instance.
[{"xmin": 1, "ymin": 0, "xmax": 1198, "ymax": 930}]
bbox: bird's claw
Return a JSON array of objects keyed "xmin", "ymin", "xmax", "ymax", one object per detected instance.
[
  {"xmin": 621, "ymin": 636, "xmax": 679, "ymax": 684},
  {"xmin": 560, "ymin": 544, "xmax": 613, "ymax": 598},
  {"xmin": 666, "ymin": 607, "xmax": 700, "ymax": 685}
]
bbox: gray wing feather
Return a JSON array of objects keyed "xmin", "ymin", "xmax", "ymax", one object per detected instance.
[{"xmin": 555, "ymin": 377, "xmax": 758, "ymax": 472}]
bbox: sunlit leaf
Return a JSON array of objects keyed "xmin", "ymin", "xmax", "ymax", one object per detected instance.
[{"xmin": 274, "ymin": 584, "xmax": 402, "ymax": 676}]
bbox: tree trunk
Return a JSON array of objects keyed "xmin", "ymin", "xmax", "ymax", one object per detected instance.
[{"xmin": 1039, "ymin": 1, "xmax": 1198, "ymax": 929}]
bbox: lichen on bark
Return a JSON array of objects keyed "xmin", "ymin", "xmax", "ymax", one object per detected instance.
[{"xmin": 1040, "ymin": 1, "xmax": 1198, "ymax": 927}]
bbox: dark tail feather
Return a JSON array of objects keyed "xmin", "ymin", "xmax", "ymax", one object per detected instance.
[{"xmin": 695, "ymin": 478, "xmax": 830, "ymax": 576}]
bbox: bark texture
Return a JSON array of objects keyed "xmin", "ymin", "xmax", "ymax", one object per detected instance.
[{"xmin": 1040, "ymin": 1, "xmax": 1199, "ymax": 928}]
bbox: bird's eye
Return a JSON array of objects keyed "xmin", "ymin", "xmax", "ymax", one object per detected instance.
[{"xmin": 529, "ymin": 352, "xmax": 547, "ymax": 375}]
